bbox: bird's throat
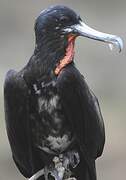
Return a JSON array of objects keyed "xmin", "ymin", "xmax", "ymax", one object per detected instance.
[{"xmin": 55, "ymin": 35, "xmax": 76, "ymax": 75}]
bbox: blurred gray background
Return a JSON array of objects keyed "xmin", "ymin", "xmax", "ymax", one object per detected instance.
[{"xmin": 0, "ymin": 0, "xmax": 126, "ymax": 180}]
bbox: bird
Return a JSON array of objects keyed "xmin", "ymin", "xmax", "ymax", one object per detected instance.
[{"xmin": 4, "ymin": 5, "xmax": 123, "ymax": 180}]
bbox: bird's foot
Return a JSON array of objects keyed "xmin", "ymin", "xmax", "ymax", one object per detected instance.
[{"xmin": 44, "ymin": 150, "xmax": 80, "ymax": 180}]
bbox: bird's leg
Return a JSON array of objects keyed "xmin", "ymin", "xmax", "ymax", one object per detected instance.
[
  {"xmin": 51, "ymin": 156, "xmax": 65, "ymax": 180},
  {"xmin": 62, "ymin": 151, "xmax": 80, "ymax": 180},
  {"xmin": 51, "ymin": 152, "xmax": 79, "ymax": 180},
  {"xmin": 43, "ymin": 156, "xmax": 64, "ymax": 180},
  {"xmin": 43, "ymin": 150, "xmax": 80, "ymax": 180}
]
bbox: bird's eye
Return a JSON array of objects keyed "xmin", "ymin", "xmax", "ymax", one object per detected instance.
[{"xmin": 60, "ymin": 16, "xmax": 69, "ymax": 23}]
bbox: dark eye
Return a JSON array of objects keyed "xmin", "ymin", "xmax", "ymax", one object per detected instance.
[{"xmin": 60, "ymin": 16, "xmax": 69, "ymax": 23}]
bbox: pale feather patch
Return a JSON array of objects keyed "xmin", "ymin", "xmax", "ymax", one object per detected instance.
[
  {"xmin": 49, "ymin": 95, "xmax": 59, "ymax": 108},
  {"xmin": 44, "ymin": 134, "xmax": 74, "ymax": 153},
  {"xmin": 33, "ymin": 84, "xmax": 41, "ymax": 95},
  {"xmin": 38, "ymin": 95, "xmax": 60, "ymax": 113}
]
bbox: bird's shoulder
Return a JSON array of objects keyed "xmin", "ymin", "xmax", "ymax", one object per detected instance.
[
  {"xmin": 4, "ymin": 69, "xmax": 28, "ymax": 97},
  {"xmin": 56, "ymin": 64, "xmax": 84, "ymax": 88}
]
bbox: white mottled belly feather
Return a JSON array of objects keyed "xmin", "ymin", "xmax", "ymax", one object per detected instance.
[{"xmin": 32, "ymin": 82, "xmax": 74, "ymax": 155}]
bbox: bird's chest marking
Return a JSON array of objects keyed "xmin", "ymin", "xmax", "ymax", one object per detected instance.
[
  {"xmin": 33, "ymin": 82, "xmax": 63, "ymax": 129},
  {"xmin": 38, "ymin": 94, "xmax": 60, "ymax": 114},
  {"xmin": 37, "ymin": 94, "xmax": 63, "ymax": 134},
  {"xmin": 32, "ymin": 82, "xmax": 74, "ymax": 154},
  {"xmin": 40, "ymin": 134, "xmax": 73, "ymax": 154}
]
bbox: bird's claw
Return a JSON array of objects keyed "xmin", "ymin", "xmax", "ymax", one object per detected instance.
[{"xmin": 44, "ymin": 151, "xmax": 79, "ymax": 180}]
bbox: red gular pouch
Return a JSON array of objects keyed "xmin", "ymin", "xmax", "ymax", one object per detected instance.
[{"xmin": 55, "ymin": 34, "xmax": 77, "ymax": 75}]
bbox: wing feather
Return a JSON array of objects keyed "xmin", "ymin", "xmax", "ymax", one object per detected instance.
[
  {"xmin": 57, "ymin": 65, "xmax": 105, "ymax": 180},
  {"xmin": 4, "ymin": 70, "xmax": 34, "ymax": 177}
]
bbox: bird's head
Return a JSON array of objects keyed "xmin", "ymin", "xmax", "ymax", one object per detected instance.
[{"xmin": 34, "ymin": 5, "xmax": 123, "ymax": 75}]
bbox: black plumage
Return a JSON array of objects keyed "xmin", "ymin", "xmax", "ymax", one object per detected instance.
[{"xmin": 4, "ymin": 5, "xmax": 123, "ymax": 180}]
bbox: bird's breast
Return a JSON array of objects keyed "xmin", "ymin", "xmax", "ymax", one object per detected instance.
[{"xmin": 31, "ymin": 81, "xmax": 74, "ymax": 154}]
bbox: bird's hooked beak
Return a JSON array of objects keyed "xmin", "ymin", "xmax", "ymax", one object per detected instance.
[{"xmin": 64, "ymin": 21, "xmax": 123, "ymax": 52}]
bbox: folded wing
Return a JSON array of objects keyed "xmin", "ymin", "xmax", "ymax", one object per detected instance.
[
  {"xmin": 4, "ymin": 70, "xmax": 34, "ymax": 177},
  {"xmin": 57, "ymin": 65, "xmax": 105, "ymax": 179}
]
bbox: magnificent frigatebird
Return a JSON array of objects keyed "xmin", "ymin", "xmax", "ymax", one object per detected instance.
[{"xmin": 4, "ymin": 5, "xmax": 123, "ymax": 180}]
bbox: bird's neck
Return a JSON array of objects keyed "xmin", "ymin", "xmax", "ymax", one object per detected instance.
[
  {"xmin": 24, "ymin": 34, "xmax": 76, "ymax": 82},
  {"xmin": 54, "ymin": 35, "xmax": 76, "ymax": 75}
]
